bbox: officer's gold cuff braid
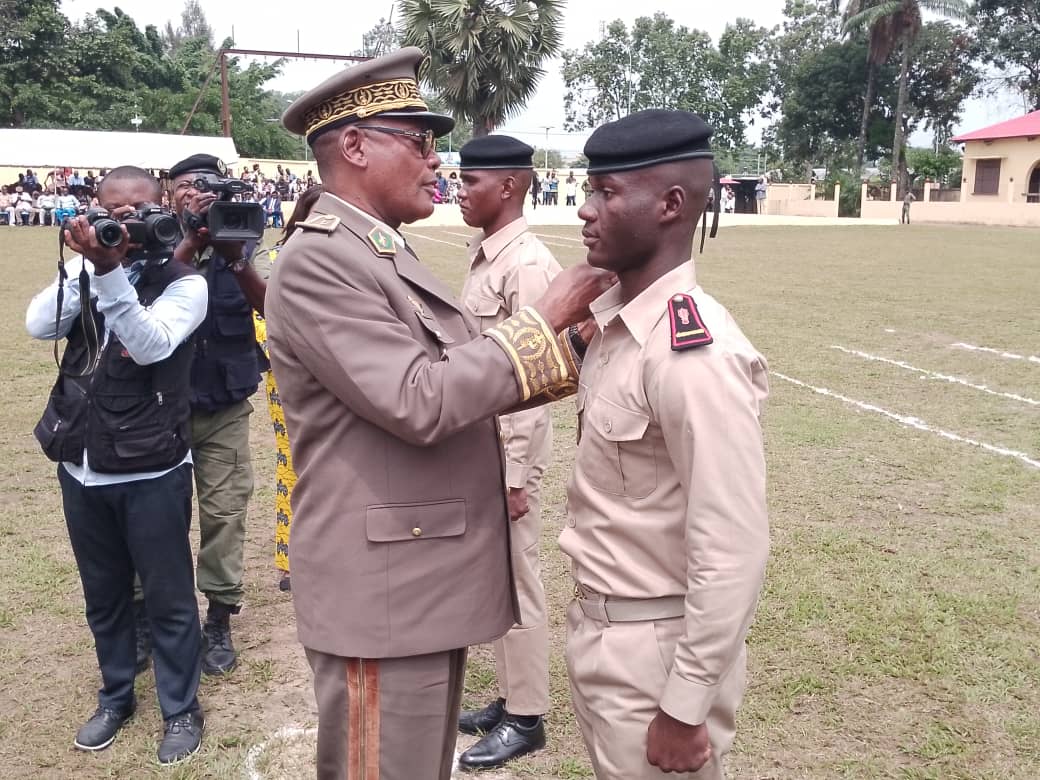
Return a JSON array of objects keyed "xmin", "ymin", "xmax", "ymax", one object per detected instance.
[{"xmin": 485, "ymin": 306, "xmax": 578, "ymax": 402}]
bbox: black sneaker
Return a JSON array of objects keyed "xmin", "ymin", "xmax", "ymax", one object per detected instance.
[
  {"xmin": 458, "ymin": 697, "xmax": 506, "ymax": 736},
  {"xmin": 73, "ymin": 704, "xmax": 135, "ymax": 751},
  {"xmin": 202, "ymin": 602, "xmax": 237, "ymax": 675},
  {"xmin": 157, "ymin": 710, "xmax": 204, "ymax": 765},
  {"xmin": 134, "ymin": 600, "xmax": 152, "ymax": 675}
]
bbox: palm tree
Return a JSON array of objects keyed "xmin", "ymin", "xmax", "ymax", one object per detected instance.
[
  {"xmin": 841, "ymin": 0, "xmax": 968, "ymax": 193},
  {"xmin": 399, "ymin": 0, "xmax": 565, "ymax": 137}
]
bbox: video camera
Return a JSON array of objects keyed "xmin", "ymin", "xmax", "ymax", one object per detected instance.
[
  {"xmin": 67, "ymin": 205, "xmax": 180, "ymax": 257},
  {"xmin": 191, "ymin": 173, "xmax": 265, "ymax": 242}
]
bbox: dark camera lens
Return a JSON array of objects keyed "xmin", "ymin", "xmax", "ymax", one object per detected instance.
[
  {"xmin": 146, "ymin": 212, "xmax": 180, "ymax": 245},
  {"xmin": 94, "ymin": 219, "xmax": 125, "ymax": 248}
]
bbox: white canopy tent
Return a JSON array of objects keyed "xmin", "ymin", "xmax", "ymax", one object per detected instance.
[{"xmin": 0, "ymin": 129, "xmax": 239, "ymax": 172}]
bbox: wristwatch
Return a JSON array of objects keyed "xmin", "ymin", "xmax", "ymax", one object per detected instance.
[
  {"xmin": 567, "ymin": 323, "xmax": 589, "ymax": 360},
  {"xmin": 227, "ymin": 256, "xmax": 250, "ymax": 274}
]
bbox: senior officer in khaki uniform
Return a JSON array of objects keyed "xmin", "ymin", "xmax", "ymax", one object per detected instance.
[
  {"xmin": 558, "ymin": 109, "xmax": 770, "ymax": 779},
  {"xmin": 454, "ymin": 136, "xmax": 561, "ymax": 770},
  {"xmin": 265, "ymin": 48, "xmax": 612, "ymax": 780}
]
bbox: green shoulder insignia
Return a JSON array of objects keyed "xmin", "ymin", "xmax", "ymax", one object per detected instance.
[
  {"xmin": 366, "ymin": 226, "xmax": 397, "ymax": 257},
  {"xmin": 297, "ymin": 213, "xmax": 341, "ymax": 234},
  {"xmin": 668, "ymin": 293, "xmax": 713, "ymax": 351}
]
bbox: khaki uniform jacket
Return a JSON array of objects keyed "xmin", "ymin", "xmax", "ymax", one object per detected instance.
[
  {"xmin": 265, "ymin": 193, "xmax": 533, "ymax": 660},
  {"xmin": 460, "ymin": 217, "xmax": 561, "ymax": 489},
  {"xmin": 559, "ymin": 261, "xmax": 770, "ymax": 726}
]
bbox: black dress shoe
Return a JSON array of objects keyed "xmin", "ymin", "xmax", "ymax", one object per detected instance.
[
  {"xmin": 458, "ymin": 714, "xmax": 546, "ymax": 771},
  {"xmin": 458, "ymin": 697, "xmax": 505, "ymax": 736},
  {"xmin": 157, "ymin": 710, "xmax": 204, "ymax": 765},
  {"xmin": 74, "ymin": 704, "xmax": 135, "ymax": 751},
  {"xmin": 202, "ymin": 603, "xmax": 237, "ymax": 675},
  {"xmin": 134, "ymin": 600, "xmax": 152, "ymax": 675}
]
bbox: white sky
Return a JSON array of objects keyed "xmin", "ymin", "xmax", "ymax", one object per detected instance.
[{"xmin": 63, "ymin": 0, "xmax": 1021, "ymax": 156}]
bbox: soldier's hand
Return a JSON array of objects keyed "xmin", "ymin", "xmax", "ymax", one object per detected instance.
[
  {"xmin": 63, "ymin": 215, "xmax": 127, "ymax": 275},
  {"xmin": 507, "ymin": 487, "xmax": 530, "ymax": 521},
  {"xmin": 533, "ymin": 265, "xmax": 615, "ymax": 333},
  {"xmin": 646, "ymin": 711, "xmax": 712, "ymax": 773}
]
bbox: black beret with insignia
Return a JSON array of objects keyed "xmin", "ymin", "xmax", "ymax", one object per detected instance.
[
  {"xmin": 584, "ymin": 110, "xmax": 714, "ymax": 175},
  {"xmin": 459, "ymin": 135, "xmax": 534, "ymax": 170},
  {"xmin": 169, "ymin": 154, "xmax": 226, "ymax": 180}
]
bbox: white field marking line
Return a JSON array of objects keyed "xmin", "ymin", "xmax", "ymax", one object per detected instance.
[
  {"xmin": 533, "ymin": 232, "xmax": 585, "ymax": 244},
  {"xmin": 244, "ymin": 725, "xmax": 318, "ymax": 780},
  {"xmin": 402, "ymin": 230, "xmax": 466, "ymax": 248},
  {"xmin": 951, "ymin": 342, "xmax": 1040, "ymax": 366},
  {"xmin": 771, "ymin": 371, "xmax": 1040, "ymax": 470},
  {"xmin": 831, "ymin": 345, "xmax": 1040, "ymax": 407},
  {"xmin": 443, "ymin": 230, "xmax": 476, "ymax": 241}
]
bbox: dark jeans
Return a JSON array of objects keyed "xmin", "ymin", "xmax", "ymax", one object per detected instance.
[{"xmin": 59, "ymin": 462, "xmax": 202, "ymax": 720}]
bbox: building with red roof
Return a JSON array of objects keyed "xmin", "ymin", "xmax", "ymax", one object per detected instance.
[{"xmin": 951, "ymin": 110, "xmax": 1040, "ymax": 207}]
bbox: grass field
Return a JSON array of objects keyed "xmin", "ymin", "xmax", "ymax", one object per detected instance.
[{"xmin": 1, "ymin": 221, "xmax": 1038, "ymax": 779}]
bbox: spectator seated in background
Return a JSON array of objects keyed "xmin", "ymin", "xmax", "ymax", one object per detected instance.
[
  {"xmin": 0, "ymin": 187, "xmax": 14, "ymax": 225},
  {"xmin": 262, "ymin": 192, "xmax": 283, "ymax": 228},
  {"xmin": 14, "ymin": 186, "xmax": 34, "ymax": 226},
  {"xmin": 54, "ymin": 187, "xmax": 80, "ymax": 224}
]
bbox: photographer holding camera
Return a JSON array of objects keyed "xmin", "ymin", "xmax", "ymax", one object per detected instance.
[
  {"xmin": 148, "ymin": 154, "xmax": 267, "ymax": 678},
  {"xmin": 25, "ymin": 166, "xmax": 207, "ymax": 764}
]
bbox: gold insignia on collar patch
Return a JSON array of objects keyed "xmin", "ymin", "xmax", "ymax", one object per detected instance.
[
  {"xmin": 367, "ymin": 227, "xmax": 397, "ymax": 257},
  {"xmin": 297, "ymin": 214, "xmax": 341, "ymax": 234}
]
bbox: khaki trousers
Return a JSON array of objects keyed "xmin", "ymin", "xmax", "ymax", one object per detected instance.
[
  {"xmin": 191, "ymin": 399, "xmax": 254, "ymax": 606},
  {"xmin": 493, "ymin": 465, "xmax": 550, "ymax": 716},
  {"xmin": 565, "ymin": 601, "xmax": 746, "ymax": 780},
  {"xmin": 307, "ymin": 647, "xmax": 467, "ymax": 780}
]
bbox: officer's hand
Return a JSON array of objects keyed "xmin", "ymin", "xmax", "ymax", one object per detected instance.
[
  {"xmin": 533, "ymin": 265, "xmax": 616, "ymax": 333},
  {"xmin": 576, "ymin": 316, "xmax": 598, "ymax": 347},
  {"xmin": 181, "ymin": 191, "xmax": 219, "ymax": 244},
  {"xmin": 646, "ymin": 711, "xmax": 712, "ymax": 774},
  {"xmin": 63, "ymin": 215, "xmax": 127, "ymax": 275},
  {"xmin": 507, "ymin": 487, "xmax": 530, "ymax": 521}
]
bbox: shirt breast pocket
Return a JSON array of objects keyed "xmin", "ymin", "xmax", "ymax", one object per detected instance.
[
  {"xmin": 466, "ymin": 293, "xmax": 504, "ymax": 332},
  {"xmin": 582, "ymin": 396, "xmax": 657, "ymax": 499}
]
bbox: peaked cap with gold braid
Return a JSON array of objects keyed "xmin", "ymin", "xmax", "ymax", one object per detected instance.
[{"xmin": 282, "ymin": 47, "xmax": 455, "ymax": 144}]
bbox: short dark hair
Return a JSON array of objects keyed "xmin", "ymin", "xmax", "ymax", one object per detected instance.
[{"xmin": 97, "ymin": 166, "xmax": 162, "ymax": 201}]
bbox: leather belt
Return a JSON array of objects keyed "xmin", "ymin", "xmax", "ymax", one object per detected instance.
[{"xmin": 573, "ymin": 583, "xmax": 685, "ymax": 623}]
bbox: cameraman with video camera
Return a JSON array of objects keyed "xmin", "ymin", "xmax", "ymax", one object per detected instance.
[
  {"xmin": 149, "ymin": 154, "xmax": 267, "ymax": 679},
  {"xmin": 25, "ymin": 166, "xmax": 207, "ymax": 763}
]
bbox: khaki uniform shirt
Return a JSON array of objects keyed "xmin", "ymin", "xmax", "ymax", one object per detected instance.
[
  {"xmin": 460, "ymin": 217, "xmax": 561, "ymax": 488},
  {"xmin": 558, "ymin": 261, "xmax": 770, "ymax": 726}
]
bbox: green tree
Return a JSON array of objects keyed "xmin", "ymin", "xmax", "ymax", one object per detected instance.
[
  {"xmin": 974, "ymin": 0, "xmax": 1040, "ymax": 110},
  {"xmin": 0, "ymin": 0, "xmax": 70, "ymax": 127},
  {"xmin": 532, "ymin": 148, "xmax": 564, "ymax": 168},
  {"xmin": 905, "ymin": 22, "xmax": 980, "ymax": 143},
  {"xmin": 905, "ymin": 145, "xmax": 962, "ymax": 185},
  {"xmin": 841, "ymin": 0, "xmax": 968, "ymax": 194},
  {"xmin": 399, "ymin": 0, "xmax": 565, "ymax": 136},
  {"xmin": 561, "ymin": 13, "xmax": 772, "ymax": 149},
  {"xmin": 423, "ymin": 93, "xmax": 473, "ymax": 154}
]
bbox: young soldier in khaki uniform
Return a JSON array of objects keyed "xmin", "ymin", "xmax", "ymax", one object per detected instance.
[
  {"xmin": 559, "ymin": 109, "xmax": 770, "ymax": 779},
  {"xmin": 265, "ymin": 49, "xmax": 612, "ymax": 780},
  {"xmin": 454, "ymin": 136, "xmax": 561, "ymax": 770}
]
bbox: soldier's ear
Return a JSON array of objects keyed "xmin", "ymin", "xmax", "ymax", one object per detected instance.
[
  {"xmin": 338, "ymin": 127, "xmax": 368, "ymax": 169},
  {"xmin": 660, "ymin": 184, "xmax": 686, "ymax": 225},
  {"xmin": 501, "ymin": 175, "xmax": 516, "ymax": 201}
]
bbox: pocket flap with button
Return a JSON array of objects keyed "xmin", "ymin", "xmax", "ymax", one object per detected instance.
[
  {"xmin": 589, "ymin": 397, "xmax": 650, "ymax": 442},
  {"xmin": 468, "ymin": 294, "xmax": 503, "ymax": 318},
  {"xmin": 366, "ymin": 499, "xmax": 466, "ymax": 542},
  {"xmin": 413, "ymin": 310, "xmax": 456, "ymax": 345}
]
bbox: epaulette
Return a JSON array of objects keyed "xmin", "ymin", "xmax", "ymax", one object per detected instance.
[
  {"xmin": 297, "ymin": 214, "xmax": 341, "ymax": 234},
  {"xmin": 366, "ymin": 226, "xmax": 397, "ymax": 257},
  {"xmin": 667, "ymin": 293, "xmax": 713, "ymax": 351}
]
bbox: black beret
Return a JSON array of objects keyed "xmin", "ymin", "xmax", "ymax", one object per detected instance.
[
  {"xmin": 459, "ymin": 135, "xmax": 534, "ymax": 170},
  {"xmin": 584, "ymin": 110, "xmax": 714, "ymax": 175},
  {"xmin": 168, "ymin": 154, "xmax": 227, "ymax": 180}
]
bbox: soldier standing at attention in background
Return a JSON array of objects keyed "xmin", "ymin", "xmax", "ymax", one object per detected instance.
[
  {"xmin": 454, "ymin": 135, "xmax": 561, "ymax": 771},
  {"xmin": 559, "ymin": 109, "xmax": 771, "ymax": 779},
  {"xmin": 264, "ymin": 48, "xmax": 612, "ymax": 780}
]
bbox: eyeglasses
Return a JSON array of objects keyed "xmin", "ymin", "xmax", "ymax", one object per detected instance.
[{"xmin": 356, "ymin": 125, "xmax": 436, "ymax": 158}]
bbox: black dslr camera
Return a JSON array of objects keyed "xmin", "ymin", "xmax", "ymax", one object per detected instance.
[
  {"xmin": 75, "ymin": 205, "xmax": 180, "ymax": 255},
  {"xmin": 191, "ymin": 173, "xmax": 265, "ymax": 242}
]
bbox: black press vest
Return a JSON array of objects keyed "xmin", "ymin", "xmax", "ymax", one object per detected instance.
[
  {"xmin": 189, "ymin": 249, "xmax": 264, "ymax": 412},
  {"xmin": 34, "ymin": 259, "xmax": 197, "ymax": 474}
]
